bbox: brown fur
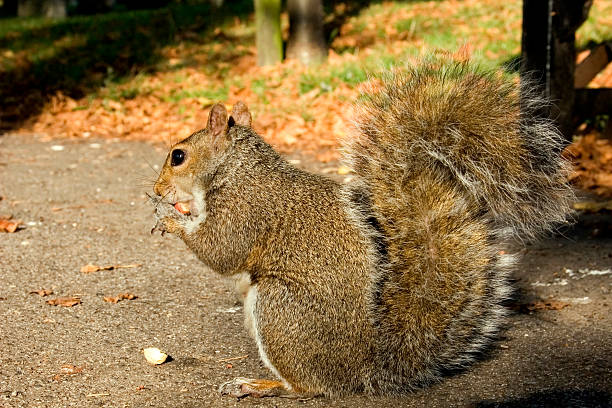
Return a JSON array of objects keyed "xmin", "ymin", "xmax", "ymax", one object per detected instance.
[{"xmin": 151, "ymin": 58, "xmax": 574, "ymax": 397}]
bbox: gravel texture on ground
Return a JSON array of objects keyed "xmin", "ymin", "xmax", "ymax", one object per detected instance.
[{"xmin": 0, "ymin": 133, "xmax": 610, "ymax": 408}]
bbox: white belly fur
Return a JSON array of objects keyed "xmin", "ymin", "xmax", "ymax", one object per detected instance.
[{"xmin": 244, "ymin": 285, "xmax": 292, "ymax": 391}]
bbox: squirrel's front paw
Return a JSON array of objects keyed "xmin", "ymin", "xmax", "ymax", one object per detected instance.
[
  {"xmin": 150, "ymin": 216, "xmax": 182, "ymax": 236},
  {"xmin": 150, "ymin": 196, "xmax": 186, "ymax": 236}
]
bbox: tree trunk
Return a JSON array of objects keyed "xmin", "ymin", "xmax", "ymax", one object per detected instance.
[
  {"xmin": 18, "ymin": 0, "xmax": 66, "ymax": 17},
  {"xmin": 254, "ymin": 0, "xmax": 283, "ymax": 66},
  {"xmin": 286, "ymin": 0, "xmax": 327, "ymax": 65}
]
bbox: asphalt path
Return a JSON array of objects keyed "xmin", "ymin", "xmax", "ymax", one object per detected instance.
[{"xmin": 1, "ymin": 133, "xmax": 610, "ymax": 407}]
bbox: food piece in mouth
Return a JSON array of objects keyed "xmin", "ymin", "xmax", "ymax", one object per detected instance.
[{"xmin": 174, "ymin": 201, "xmax": 191, "ymax": 215}]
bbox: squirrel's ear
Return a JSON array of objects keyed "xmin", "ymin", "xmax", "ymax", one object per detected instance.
[
  {"xmin": 206, "ymin": 103, "xmax": 228, "ymax": 141},
  {"xmin": 229, "ymin": 101, "xmax": 252, "ymax": 128}
]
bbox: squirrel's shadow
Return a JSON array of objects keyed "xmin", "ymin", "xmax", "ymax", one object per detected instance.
[{"xmin": 476, "ymin": 389, "xmax": 612, "ymax": 408}]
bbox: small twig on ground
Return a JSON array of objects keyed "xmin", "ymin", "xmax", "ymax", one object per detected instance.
[
  {"xmin": 86, "ymin": 393, "xmax": 111, "ymax": 397},
  {"xmin": 217, "ymin": 354, "xmax": 249, "ymax": 363},
  {"xmin": 81, "ymin": 263, "xmax": 142, "ymax": 273}
]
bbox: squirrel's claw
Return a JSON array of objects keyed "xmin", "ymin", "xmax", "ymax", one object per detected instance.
[
  {"xmin": 150, "ymin": 220, "xmax": 163, "ymax": 235},
  {"xmin": 150, "ymin": 219, "xmax": 171, "ymax": 236}
]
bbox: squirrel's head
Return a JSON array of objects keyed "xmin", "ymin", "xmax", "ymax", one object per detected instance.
[{"xmin": 153, "ymin": 101, "xmax": 252, "ymax": 214}]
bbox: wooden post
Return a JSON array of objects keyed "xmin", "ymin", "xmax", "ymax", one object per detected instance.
[{"xmin": 521, "ymin": 0, "xmax": 592, "ymax": 140}]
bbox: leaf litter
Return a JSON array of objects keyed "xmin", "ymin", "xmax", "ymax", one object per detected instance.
[
  {"xmin": 565, "ymin": 132, "xmax": 612, "ymax": 198},
  {"xmin": 4, "ymin": 0, "xmax": 611, "ymax": 183}
]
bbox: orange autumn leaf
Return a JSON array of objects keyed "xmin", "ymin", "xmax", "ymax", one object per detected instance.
[
  {"xmin": 119, "ymin": 292, "xmax": 137, "ymax": 300},
  {"xmin": 0, "ymin": 217, "xmax": 21, "ymax": 233},
  {"xmin": 46, "ymin": 297, "xmax": 81, "ymax": 307},
  {"xmin": 104, "ymin": 292, "xmax": 138, "ymax": 303},
  {"xmin": 30, "ymin": 289, "xmax": 54, "ymax": 297},
  {"xmin": 81, "ymin": 264, "xmax": 105, "ymax": 273}
]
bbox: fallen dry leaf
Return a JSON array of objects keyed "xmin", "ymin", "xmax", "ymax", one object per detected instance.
[
  {"xmin": 53, "ymin": 364, "xmax": 84, "ymax": 381},
  {"xmin": 46, "ymin": 296, "xmax": 81, "ymax": 307},
  {"xmin": 81, "ymin": 263, "xmax": 142, "ymax": 273},
  {"xmin": 119, "ymin": 292, "xmax": 137, "ymax": 300},
  {"xmin": 0, "ymin": 216, "xmax": 22, "ymax": 233},
  {"xmin": 81, "ymin": 264, "xmax": 110, "ymax": 273},
  {"xmin": 60, "ymin": 364, "xmax": 84, "ymax": 375},
  {"xmin": 511, "ymin": 300, "xmax": 570, "ymax": 313},
  {"xmin": 143, "ymin": 347, "xmax": 168, "ymax": 365},
  {"xmin": 30, "ymin": 289, "xmax": 54, "ymax": 297},
  {"xmin": 103, "ymin": 292, "xmax": 138, "ymax": 303}
]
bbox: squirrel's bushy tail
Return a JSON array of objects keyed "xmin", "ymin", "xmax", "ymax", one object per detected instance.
[
  {"xmin": 345, "ymin": 59, "xmax": 573, "ymax": 240},
  {"xmin": 341, "ymin": 58, "xmax": 574, "ymax": 392}
]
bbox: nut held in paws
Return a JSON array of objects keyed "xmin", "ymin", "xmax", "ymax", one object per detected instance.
[{"xmin": 174, "ymin": 202, "xmax": 191, "ymax": 215}]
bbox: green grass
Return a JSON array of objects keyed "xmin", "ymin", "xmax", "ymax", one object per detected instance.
[
  {"xmin": 164, "ymin": 87, "xmax": 229, "ymax": 103},
  {"xmin": 0, "ymin": 1, "xmax": 253, "ymax": 123},
  {"xmin": 577, "ymin": 2, "xmax": 612, "ymax": 48},
  {"xmin": 297, "ymin": 63, "xmax": 368, "ymax": 95},
  {"xmin": 331, "ymin": 64, "xmax": 367, "ymax": 87}
]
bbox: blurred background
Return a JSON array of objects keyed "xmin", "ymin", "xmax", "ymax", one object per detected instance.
[{"xmin": 0, "ymin": 0, "xmax": 610, "ymax": 195}]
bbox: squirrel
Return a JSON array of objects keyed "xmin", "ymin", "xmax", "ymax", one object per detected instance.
[{"xmin": 150, "ymin": 58, "xmax": 574, "ymax": 398}]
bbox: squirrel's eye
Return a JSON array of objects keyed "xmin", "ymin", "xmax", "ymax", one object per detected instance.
[{"xmin": 171, "ymin": 149, "xmax": 185, "ymax": 166}]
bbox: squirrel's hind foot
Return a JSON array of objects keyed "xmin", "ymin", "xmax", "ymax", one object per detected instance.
[{"xmin": 218, "ymin": 377, "xmax": 311, "ymax": 399}]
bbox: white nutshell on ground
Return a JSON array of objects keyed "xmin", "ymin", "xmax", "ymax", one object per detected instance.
[{"xmin": 143, "ymin": 347, "xmax": 168, "ymax": 365}]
